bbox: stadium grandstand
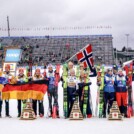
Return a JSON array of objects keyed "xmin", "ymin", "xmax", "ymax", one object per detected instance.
[{"xmin": 0, "ymin": 34, "xmax": 114, "ymax": 67}]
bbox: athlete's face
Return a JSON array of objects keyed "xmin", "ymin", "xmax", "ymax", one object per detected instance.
[
  {"xmin": 80, "ymin": 72, "xmax": 85, "ymax": 78},
  {"xmin": 35, "ymin": 70, "xmax": 40, "ymax": 76},
  {"xmin": 68, "ymin": 63, "xmax": 73, "ymax": 69},
  {"xmin": 113, "ymin": 69, "xmax": 117, "ymax": 74},
  {"xmin": 71, "ymin": 71, "xmax": 75, "ymax": 76},
  {"xmin": 80, "ymin": 64, "xmax": 84, "ymax": 70},
  {"xmin": 48, "ymin": 67, "xmax": 53, "ymax": 71},
  {"xmin": 119, "ymin": 71, "xmax": 123, "ymax": 75},
  {"xmin": 84, "ymin": 73, "xmax": 88, "ymax": 77},
  {"xmin": 108, "ymin": 70, "xmax": 112, "ymax": 75},
  {"xmin": 19, "ymin": 70, "xmax": 24, "ymax": 76},
  {"xmin": 5, "ymin": 67, "xmax": 10, "ymax": 72}
]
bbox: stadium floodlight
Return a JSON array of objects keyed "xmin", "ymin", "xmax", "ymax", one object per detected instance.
[
  {"xmin": 7, "ymin": 16, "xmax": 10, "ymax": 37},
  {"xmin": 125, "ymin": 34, "xmax": 129, "ymax": 58}
]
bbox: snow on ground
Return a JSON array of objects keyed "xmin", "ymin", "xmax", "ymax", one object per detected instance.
[
  {"xmin": 0, "ymin": 115, "xmax": 134, "ymax": 134},
  {"xmin": 0, "ymin": 78, "xmax": 134, "ymax": 134}
]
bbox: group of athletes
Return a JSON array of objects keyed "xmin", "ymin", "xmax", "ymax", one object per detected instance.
[{"xmin": 0, "ymin": 61, "xmax": 133, "ymax": 118}]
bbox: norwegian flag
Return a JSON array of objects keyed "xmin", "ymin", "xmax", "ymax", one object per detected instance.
[{"xmin": 76, "ymin": 44, "xmax": 94, "ymax": 72}]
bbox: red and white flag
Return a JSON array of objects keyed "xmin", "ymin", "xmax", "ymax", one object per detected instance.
[{"xmin": 76, "ymin": 44, "xmax": 94, "ymax": 71}]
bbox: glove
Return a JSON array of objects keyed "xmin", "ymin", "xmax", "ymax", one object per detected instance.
[
  {"xmin": 78, "ymin": 83, "xmax": 84, "ymax": 88},
  {"xmin": 83, "ymin": 82, "xmax": 92, "ymax": 86}
]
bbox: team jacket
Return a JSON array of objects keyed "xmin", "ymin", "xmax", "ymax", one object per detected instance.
[
  {"xmin": 46, "ymin": 70, "xmax": 60, "ymax": 87},
  {"xmin": 104, "ymin": 74, "xmax": 115, "ymax": 93},
  {"xmin": 2, "ymin": 72, "xmax": 12, "ymax": 79},
  {"xmin": 115, "ymin": 74, "xmax": 127, "ymax": 92},
  {"xmin": 1, "ymin": 72, "xmax": 14, "ymax": 84},
  {"xmin": 67, "ymin": 76, "xmax": 79, "ymax": 89},
  {"xmin": 78, "ymin": 78, "xmax": 92, "ymax": 88},
  {"xmin": 46, "ymin": 70, "xmax": 56, "ymax": 89},
  {"xmin": 17, "ymin": 74, "xmax": 28, "ymax": 83}
]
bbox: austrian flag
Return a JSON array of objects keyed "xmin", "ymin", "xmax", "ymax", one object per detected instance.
[{"xmin": 76, "ymin": 44, "xmax": 94, "ymax": 72}]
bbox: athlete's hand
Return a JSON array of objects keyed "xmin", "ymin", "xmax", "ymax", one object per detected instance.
[{"xmin": 112, "ymin": 81, "xmax": 114, "ymax": 84}]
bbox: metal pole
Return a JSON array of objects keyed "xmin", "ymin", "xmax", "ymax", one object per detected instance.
[
  {"xmin": 65, "ymin": 44, "xmax": 89, "ymax": 63},
  {"xmin": 125, "ymin": 34, "xmax": 129, "ymax": 60},
  {"xmin": 116, "ymin": 49, "xmax": 118, "ymax": 65},
  {"xmin": 7, "ymin": 16, "xmax": 10, "ymax": 37}
]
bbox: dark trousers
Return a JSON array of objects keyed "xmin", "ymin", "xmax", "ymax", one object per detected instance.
[
  {"xmin": 67, "ymin": 87, "xmax": 76, "ymax": 117},
  {"xmin": 103, "ymin": 92, "xmax": 115, "ymax": 115},
  {"xmin": 17, "ymin": 100, "xmax": 21, "ymax": 115},
  {"xmin": 32, "ymin": 100, "xmax": 44, "ymax": 115},
  {"xmin": 48, "ymin": 86, "xmax": 59, "ymax": 115},
  {"xmin": 17, "ymin": 100, "xmax": 27, "ymax": 115},
  {"xmin": 0, "ymin": 100, "xmax": 9, "ymax": 116},
  {"xmin": 79, "ymin": 88, "xmax": 92, "ymax": 115}
]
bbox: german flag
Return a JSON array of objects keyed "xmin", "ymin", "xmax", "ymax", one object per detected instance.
[{"xmin": 1, "ymin": 79, "xmax": 49, "ymax": 100}]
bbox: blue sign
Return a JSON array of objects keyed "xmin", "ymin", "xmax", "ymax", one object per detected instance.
[{"xmin": 5, "ymin": 49, "xmax": 22, "ymax": 62}]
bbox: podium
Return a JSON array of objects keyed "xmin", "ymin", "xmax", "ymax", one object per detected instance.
[
  {"xmin": 20, "ymin": 102, "xmax": 36, "ymax": 120},
  {"xmin": 69, "ymin": 101, "xmax": 83, "ymax": 120},
  {"xmin": 108, "ymin": 101, "xmax": 122, "ymax": 120}
]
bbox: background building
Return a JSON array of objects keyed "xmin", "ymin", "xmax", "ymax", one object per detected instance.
[
  {"xmin": 114, "ymin": 50, "xmax": 134, "ymax": 65},
  {"xmin": 0, "ymin": 34, "xmax": 114, "ymax": 66}
]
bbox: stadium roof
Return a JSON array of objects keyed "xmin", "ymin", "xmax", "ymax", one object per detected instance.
[{"xmin": 0, "ymin": 34, "xmax": 112, "ymax": 39}]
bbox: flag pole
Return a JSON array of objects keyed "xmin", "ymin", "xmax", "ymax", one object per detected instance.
[
  {"xmin": 65, "ymin": 52, "xmax": 78, "ymax": 63},
  {"xmin": 65, "ymin": 44, "xmax": 89, "ymax": 63}
]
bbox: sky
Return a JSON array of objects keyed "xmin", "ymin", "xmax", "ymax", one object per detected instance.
[{"xmin": 0, "ymin": 0, "xmax": 134, "ymax": 50}]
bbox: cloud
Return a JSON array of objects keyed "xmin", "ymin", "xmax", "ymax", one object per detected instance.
[{"xmin": 0, "ymin": 0, "xmax": 134, "ymax": 49}]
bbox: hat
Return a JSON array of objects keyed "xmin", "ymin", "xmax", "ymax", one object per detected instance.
[{"xmin": 113, "ymin": 65, "xmax": 118, "ymax": 71}]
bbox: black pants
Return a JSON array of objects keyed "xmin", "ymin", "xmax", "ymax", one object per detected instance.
[
  {"xmin": 32, "ymin": 100, "xmax": 44, "ymax": 116},
  {"xmin": 48, "ymin": 86, "xmax": 59, "ymax": 115},
  {"xmin": 67, "ymin": 87, "xmax": 76, "ymax": 117},
  {"xmin": 103, "ymin": 92, "xmax": 115, "ymax": 116},
  {"xmin": 0, "ymin": 100, "xmax": 9, "ymax": 116},
  {"xmin": 17, "ymin": 100, "xmax": 27, "ymax": 115},
  {"xmin": 79, "ymin": 88, "xmax": 92, "ymax": 115},
  {"xmin": 17, "ymin": 100, "xmax": 21, "ymax": 116}
]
